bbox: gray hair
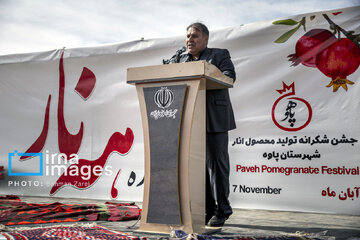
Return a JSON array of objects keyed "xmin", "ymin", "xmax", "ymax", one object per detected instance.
[{"xmin": 186, "ymin": 22, "xmax": 209, "ymax": 37}]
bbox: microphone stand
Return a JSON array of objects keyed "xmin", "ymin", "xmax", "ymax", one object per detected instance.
[{"xmin": 163, "ymin": 46, "xmax": 186, "ymax": 64}]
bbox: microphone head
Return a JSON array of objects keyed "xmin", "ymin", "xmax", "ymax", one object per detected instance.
[{"xmin": 176, "ymin": 46, "xmax": 186, "ymax": 55}]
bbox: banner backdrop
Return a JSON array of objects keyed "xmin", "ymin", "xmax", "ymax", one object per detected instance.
[{"xmin": 0, "ymin": 6, "xmax": 359, "ymax": 215}]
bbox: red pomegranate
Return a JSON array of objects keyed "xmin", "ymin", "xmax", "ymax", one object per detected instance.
[
  {"xmin": 288, "ymin": 29, "xmax": 337, "ymax": 67},
  {"xmin": 316, "ymin": 38, "xmax": 360, "ymax": 92}
]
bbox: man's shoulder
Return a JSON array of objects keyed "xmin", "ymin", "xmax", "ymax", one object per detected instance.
[
  {"xmin": 204, "ymin": 48, "xmax": 230, "ymax": 57},
  {"xmin": 207, "ymin": 47, "xmax": 229, "ymax": 52}
]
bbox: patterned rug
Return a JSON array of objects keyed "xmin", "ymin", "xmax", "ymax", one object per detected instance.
[
  {"xmin": 0, "ymin": 224, "xmax": 144, "ymax": 240},
  {"xmin": 0, "ymin": 225, "xmax": 320, "ymax": 240},
  {"xmin": 0, "ymin": 195, "xmax": 141, "ymax": 226}
]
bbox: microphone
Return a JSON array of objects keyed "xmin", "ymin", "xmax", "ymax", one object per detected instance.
[{"xmin": 163, "ymin": 46, "xmax": 186, "ymax": 64}]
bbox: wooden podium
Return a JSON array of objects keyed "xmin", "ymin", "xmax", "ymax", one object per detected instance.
[{"xmin": 127, "ymin": 61, "xmax": 233, "ymax": 234}]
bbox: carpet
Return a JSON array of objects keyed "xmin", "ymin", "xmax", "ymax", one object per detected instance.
[
  {"xmin": 0, "ymin": 195, "xmax": 141, "ymax": 226},
  {"xmin": 0, "ymin": 225, "xmax": 321, "ymax": 240},
  {"xmin": 0, "ymin": 223, "xmax": 144, "ymax": 240}
]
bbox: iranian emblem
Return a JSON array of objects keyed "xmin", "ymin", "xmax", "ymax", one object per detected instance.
[
  {"xmin": 154, "ymin": 87, "xmax": 174, "ymax": 109},
  {"xmin": 150, "ymin": 87, "xmax": 178, "ymax": 120}
]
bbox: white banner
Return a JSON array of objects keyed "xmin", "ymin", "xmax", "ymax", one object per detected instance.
[{"xmin": 0, "ymin": 6, "xmax": 359, "ymax": 214}]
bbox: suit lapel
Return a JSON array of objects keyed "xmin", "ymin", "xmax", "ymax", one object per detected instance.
[{"xmin": 199, "ymin": 47, "xmax": 210, "ymax": 61}]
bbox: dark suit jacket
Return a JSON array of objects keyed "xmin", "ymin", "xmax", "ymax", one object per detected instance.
[{"xmin": 178, "ymin": 47, "xmax": 236, "ymax": 133}]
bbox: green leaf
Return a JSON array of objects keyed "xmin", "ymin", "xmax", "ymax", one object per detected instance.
[
  {"xmin": 274, "ymin": 25, "xmax": 301, "ymax": 43},
  {"xmin": 272, "ymin": 19, "xmax": 298, "ymax": 25}
]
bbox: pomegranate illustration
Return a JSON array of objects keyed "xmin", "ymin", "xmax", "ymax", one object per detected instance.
[
  {"xmin": 288, "ymin": 29, "xmax": 337, "ymax": 67},
  {"xmin": 316, "ymin": 38, "xmax": 360, "ymax": 92},
  {"xmin": 274, "ymin": 13, "xmax": 360, "ymax": 92}
]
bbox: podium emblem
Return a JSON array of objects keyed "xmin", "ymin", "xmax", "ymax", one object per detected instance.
[{"xmin": 154, "ymin": 87, "xmax": 174, "ymax": 109}]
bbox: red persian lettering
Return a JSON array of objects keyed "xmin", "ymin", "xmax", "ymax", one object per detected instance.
[
  {"xmin": 50, "ymin": 128, "xmax": 134, "ymax": 194},
  {"xmin": 20, "ymin": 95, "xmax": 51, "ymax": 160},
  {"xmin": 58, "ymin": 51, "xmax": 84, "ymax": 160},
  {"xmin": 75, "ymin": 67, "xmax": 96, "ymax": 100},
  {"xmin": 111, "ymin": 169, "xmax": 121, "ymax": 199}
]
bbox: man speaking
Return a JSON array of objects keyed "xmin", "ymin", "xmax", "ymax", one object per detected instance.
[{"xmin": 168, "ymin": 22, "xmax": 237, "ymax": 227}]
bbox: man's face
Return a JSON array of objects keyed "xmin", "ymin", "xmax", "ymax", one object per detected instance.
[{"xmin": 186, "ymin": 27, "xmax": 208, "ymax": 58}]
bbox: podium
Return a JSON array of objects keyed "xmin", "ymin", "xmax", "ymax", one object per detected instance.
[{"xmin": 127, "ymin": 61, "xmax": 233, "ymax": 234}]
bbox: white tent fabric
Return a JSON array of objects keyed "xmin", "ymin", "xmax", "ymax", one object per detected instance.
[{"xmin": 1, "ymin": 6, "xmax": 359, "ymax": 214}]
